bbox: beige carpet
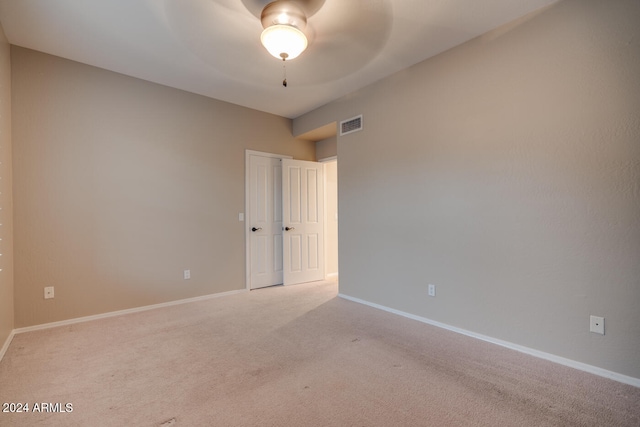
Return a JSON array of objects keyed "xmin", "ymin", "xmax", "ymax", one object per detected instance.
[{"xmin": 1, "ymin": 280, "xmax": 638, "ymax": 426}]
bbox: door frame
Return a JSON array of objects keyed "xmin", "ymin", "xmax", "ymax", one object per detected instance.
[
  {"xmin": 318, "ymin": 156, "xmax": 338, "ymax": 281},
  {"xmin": 245, "ymin": 150, "xmax": 292, "ymax": 290}
]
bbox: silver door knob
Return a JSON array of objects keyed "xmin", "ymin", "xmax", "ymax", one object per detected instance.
[
  {"xmin": 251, "ymin": 227, "xmax": 262, "ymax": 232},
  {"xmin": 285, "ymin": 227, "xmax": 295, "ymax": 231}
]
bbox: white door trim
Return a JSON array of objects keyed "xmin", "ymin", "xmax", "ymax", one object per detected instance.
[
  {"xmin": 320, "ymin": 158, "xmax": 338, "ymax": 280},
  {"xmin": 318, "ymin": 155, "xmax": 337, "ymax": 163},
  {"xmin": 245, "ymin": 150, "xmax": 292, "ymax": 290}
]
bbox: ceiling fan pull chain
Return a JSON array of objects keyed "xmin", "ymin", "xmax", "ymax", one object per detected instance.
[{"xmin": 282, "ymin": 58, "xmax": 287, "ymax": 88}]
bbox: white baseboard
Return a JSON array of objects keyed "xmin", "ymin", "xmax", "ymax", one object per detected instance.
[
  {"xmin": 13, "ymin": 289, "xmax": 247, "ymax": 335},
  {"xmin": 338, "ymin": 293, "xmax": 640, "ymax": 388},
  {"xmin": 0, "ymin": 330, "xmax": 15, "ymax": 362}
]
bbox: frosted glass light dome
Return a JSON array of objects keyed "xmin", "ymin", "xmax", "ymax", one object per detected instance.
[{"xmin": 260, "ymin": 24, "xmax": 308, "ymax": 60}]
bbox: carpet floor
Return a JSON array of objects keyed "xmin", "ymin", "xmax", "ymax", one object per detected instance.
[{"xmin": 1, "ymin": 280, "xmax": 638, "ymax": 426}]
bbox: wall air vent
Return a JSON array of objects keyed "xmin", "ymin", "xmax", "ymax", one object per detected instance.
[{"xmin": 340, "ymin": 115, "xmax": 363, "ymax": 136}]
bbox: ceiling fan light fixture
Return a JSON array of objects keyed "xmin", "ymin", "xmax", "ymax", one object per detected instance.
[
  {"xmin": 260, "ymin": 24, "xmax": 308, "ymax": 60},
  {"xmin": 260, "ymin": 1, "xmax": 308, "ymax": 61}
]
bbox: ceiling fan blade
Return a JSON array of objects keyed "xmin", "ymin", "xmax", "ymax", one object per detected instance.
[
  {"xmin": 292, "ymin": 0, "xmax": 393, "ymax": 84},
  {"xmin": 164, "ymin": 0, "xmax": 271, "ymax": 82}
]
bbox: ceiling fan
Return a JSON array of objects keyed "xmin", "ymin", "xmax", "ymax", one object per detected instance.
[{"xmin": 164, "ymin": 0, "xmax": 392, "ymax": 87}]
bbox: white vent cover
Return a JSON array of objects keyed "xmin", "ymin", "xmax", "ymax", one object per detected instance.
[{"xmin": 340, "ymin": 115, "xmax": 363, "ymax": 136}]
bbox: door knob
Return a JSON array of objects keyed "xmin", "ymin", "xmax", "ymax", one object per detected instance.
[
  {"xmin": 285, "ymin": 227, "xmax": 295, "ymax": 231},
  {"xmin": 251, "ymin": 227, "xmax": 262, "ymax": 232}
]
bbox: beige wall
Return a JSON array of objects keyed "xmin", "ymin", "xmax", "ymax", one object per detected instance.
[
  {"xmin": 294, "ymin": 0, "xmax": 640, "ymax": 379},
  {"xmin": 12, "ymin": 47, "xmax": 315, "ymax": 327},
  {"xmin": 0, "ymin": 23, "xmax": 13, "ymax": 347},
  {"xmin": 315, "ymin": 136, "xmax": 337, "ymax": 161}
]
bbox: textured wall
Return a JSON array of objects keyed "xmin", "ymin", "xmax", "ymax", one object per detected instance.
[
  {"xmin": 0, "ymin": 22, "xmax": 13, "ymax": 347},
  {"xmin": 295, "ymin": 0, "xmax": 640, "ymax": 379},
  {"xmin": 12, "ymin": 47, "xmax": 315, "ymax": 327}
]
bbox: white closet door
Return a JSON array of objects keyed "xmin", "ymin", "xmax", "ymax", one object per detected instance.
[
  {"xmin": 248, "ymin": 155, "xmax": 283, "ymax": 289},
  {"xmin": 282, "ymin": 159, "xmax": 325, "ymax": 285}
]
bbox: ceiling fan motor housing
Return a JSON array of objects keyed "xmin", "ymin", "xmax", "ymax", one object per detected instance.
[{"xmin": 261, "ymin": 1, "xmax": 307, "ymax": 30}]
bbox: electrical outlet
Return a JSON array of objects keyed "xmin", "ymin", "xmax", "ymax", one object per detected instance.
[
  {"xmin": 184, "ymin": 269, "xmax": 191, "ymax": 280},
  {"xmin": 590, "ymin": 315, "xmax": 604, "ymax": 335},
  {"xmin": 428, "ymin": 284, "xmax": 436, "ymax": 297},
  {"xmin": 44, "ymin": 286, "xmax": 54, "ymax": 299}
]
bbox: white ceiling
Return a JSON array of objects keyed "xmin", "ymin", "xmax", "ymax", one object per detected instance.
[{"xmin": 0, "ymin": 0, "xmax": 557, "ymax": 119}]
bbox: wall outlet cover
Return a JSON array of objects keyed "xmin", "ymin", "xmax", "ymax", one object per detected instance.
[
  {"xmin": 590, "ymin": 315, "xmax": 604, "ymax": 335},
  {"xmin": 428, "ymin": 284, "xmax": 436, "ymax": 297}
]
